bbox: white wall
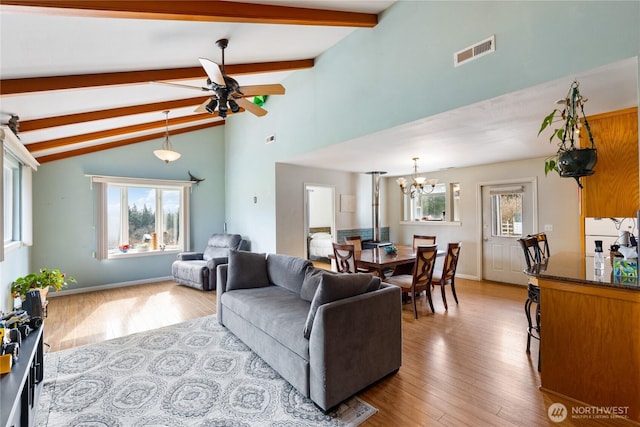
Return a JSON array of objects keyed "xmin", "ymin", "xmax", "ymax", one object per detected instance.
[
  {"xmin": 307, "ymin": 186, "xmax": 333, "ymax": 228},
  {"xmin": 275, "ymin": 163, "xmax": 387, "ymax": 257}
]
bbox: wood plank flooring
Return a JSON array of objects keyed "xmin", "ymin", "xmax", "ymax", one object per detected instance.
[{"xmin": 43, "ymin": 274, "xmax": 635, "ymax": 426}]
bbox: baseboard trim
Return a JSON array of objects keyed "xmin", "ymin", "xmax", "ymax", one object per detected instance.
[
  {"xmin": 48, "ymin": 276, "xmax": 174, "ymax": 297},
  {"xmin": 457, "ymin": 273, "xmax": 479, "ymax": 281}
]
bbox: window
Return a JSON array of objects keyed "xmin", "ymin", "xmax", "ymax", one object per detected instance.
[
  {"xmin": 401, "ymin": 182, "xmax": 460, "ymax": 223},
  {"xmin": 490, "ymin": 187, "xmax": 523, "ymax": 237},
  {"xmin": 90, "ymin": 175, "xmax": 192, "ymax": 259},
  {"xmin": 4, "ymin": 152, "xmax": 19, "ymax": 245},
  {"xmin": 2, "ymin": 127, "xmax": 37, "ymax": 260}
]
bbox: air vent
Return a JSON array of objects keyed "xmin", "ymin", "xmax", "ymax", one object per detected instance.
[{"xmin": 454, "ymin": 35, "xmax": 495, "ymax": 67}]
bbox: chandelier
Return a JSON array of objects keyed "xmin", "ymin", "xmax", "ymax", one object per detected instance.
[
  {"xmin": 396, "ymin": 157, "xmax": 438, "ymax": 198},
  {"xmin": 154, "ymin": 110, "xmax": 181, "ymax": 163}
]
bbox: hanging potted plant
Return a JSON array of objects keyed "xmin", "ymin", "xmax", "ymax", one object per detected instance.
[
  {"xmin": 11, "ymin": 267, "xmax": 76, "ymax": 302},
  {"xmin": 538, "ymin": 80, "xmax": 597, "ymax": 188}
]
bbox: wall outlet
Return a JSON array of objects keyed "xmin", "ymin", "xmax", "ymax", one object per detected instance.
[
  {"xmin": 544, "ymin": 224, "xmax": 553, "ymax": 232},
  {"xmin": 265, "ymin": 134, "xmax": 276, "ymax": 144}
]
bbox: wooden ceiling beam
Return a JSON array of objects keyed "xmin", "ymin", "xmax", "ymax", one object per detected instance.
[
  {"xmin": 0, "ymin": 59, "xmax": 313, "ymax": 95},
  {"xmin": 1, "ymin": 1, "xmax": 378, "ymax": 27},
  {"xmin": 27, "ymin": 113, "xmax": 220, "ymax": 152},
  {"xmin": 19, "ymin": 97, "xmax": 210, "ymax": 132},
  {"xmin": 35, "ymin": 121, "xmax": 224, "ymax": 164}
]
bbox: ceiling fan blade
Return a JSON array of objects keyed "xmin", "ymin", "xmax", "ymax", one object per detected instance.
[
  {"xmin": 198, "ymin": 58, "xmax": 225, "ymax": 86},
  {"xmin": 238, "ymin": 84, "xmax": 285, "ymax": 96},
  {"xmin": 234, "ymin": 97, "xmax": 268, "ymax": 117},
  {"xmin": 151, "ymin": 81, "xmax": 210, "ymax": 92},
  {"xmin": 194, "ymin": 99, "xmax": 210, "ymax": 114}
]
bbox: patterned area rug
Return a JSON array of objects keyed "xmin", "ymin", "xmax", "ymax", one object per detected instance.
[{"xmin": 36, "ymin": 315, "xmax": 377, "ymax": 426}]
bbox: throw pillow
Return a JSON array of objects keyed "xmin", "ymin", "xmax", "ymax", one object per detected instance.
[
  {"xmin": 366, "ymin": 276, "xmax": 382, "ymax": 292},
  {"xmin": 300, "ymin": 266, "xmax": 336, "ymax": 302},
  {"xmin": 303, "ymin": 273, "xmax": 372, "ymax": 339},
  {"xmin": 226, "ymin": 250, "xmax": 269, "ymax": 291},
  {"xmin": 266, "ymin": 254, "xmax": 313, "ymax": 294}
]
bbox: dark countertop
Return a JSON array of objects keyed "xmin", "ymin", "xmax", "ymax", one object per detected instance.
[{"xmin": 526, "ymin": 251, "xmax": 640, "ymax": 291}]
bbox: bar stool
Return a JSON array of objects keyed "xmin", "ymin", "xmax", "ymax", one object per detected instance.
[{"xmin": 518, "ymin": 236, "xmax": 541, "ymax": 371}]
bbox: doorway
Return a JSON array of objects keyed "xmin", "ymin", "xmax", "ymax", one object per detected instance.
[
  {"xmin": 479, "ymin": 179, "xmax": 538, "ymax": 285},
  {"xmin": 304, "ymin": 184, "xmax": 336, "ymax": 263}
]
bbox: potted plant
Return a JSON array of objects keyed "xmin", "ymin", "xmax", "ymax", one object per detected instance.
[
  {"xmin": 538, "ymin": 80, "xmax": 597, "ymax": 188},
  {"xmin": 11, "ymin": 268, "xmax": 76, "ymax": 301}
]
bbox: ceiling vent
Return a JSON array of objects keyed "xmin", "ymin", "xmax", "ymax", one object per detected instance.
[{"xmin": 454, "ymin": 35, "xmax": 495, "ymax": 67}]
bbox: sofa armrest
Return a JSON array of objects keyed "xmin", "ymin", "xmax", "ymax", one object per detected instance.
[
  {"xmin": 309, "ymin": 283, "xmax": 402, "ymax": 410},
  {"xmin": 238, "ymin": 239, "xmax": 251, "ymax": 251},
  {"xmin": 206, "ymin": 256, "xmax": 228, "ymax": 270},
  {"xmin": 216, "ymin": 264, "xmax": 229, "ymax": 324},
  {"xmin": 176, "ymin": 252, "xmax": 203, "ymax": 261}
]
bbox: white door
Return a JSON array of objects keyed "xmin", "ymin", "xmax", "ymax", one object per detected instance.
[{"xmin": 481, "ymin": 181, "xmax": 537, "ymax": 285}]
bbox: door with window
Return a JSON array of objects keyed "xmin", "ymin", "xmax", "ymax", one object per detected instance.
[{"xmin": 481, "ymin": 181, "xmax": 536, "ymax": 285}]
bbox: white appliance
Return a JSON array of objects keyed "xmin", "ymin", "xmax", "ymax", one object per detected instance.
[{"xmin": 584, "ymin": 217, "xmax": 636, "ymax": 255}]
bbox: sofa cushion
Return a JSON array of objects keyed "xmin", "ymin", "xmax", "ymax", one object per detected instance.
[
  {"xmin": 366, "ymin": 276, "xmax": 382, "ymax": 292},
  {"xmin": 300, "ymin": 267, "xmax": 336, "ymax": 302},
  {"xmin": 203, "ymin": 234, "xmax": 242, "ymax": 260},
  {"xmin": 221, "ymin": 286, "xmax": 311, "ymax": 360},
  {"xmin": 267, "ymin": 254, "xmax": 313, "ymax": 294},
  {"xmin": 226, "ymin": 250, "xmax": 269, "ymax": 291},
  {"xmin": 303, "ymin": 273, "xmax": 373, "ymax": 339}
]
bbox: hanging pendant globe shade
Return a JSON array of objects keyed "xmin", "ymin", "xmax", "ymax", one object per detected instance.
[
  {"xmin": 154, "ymin": 137, "xmax": 181, "ymax": 163},
  {"xmin": 154, "ymin": 111, "xmax": 181, "ymax": 163}
]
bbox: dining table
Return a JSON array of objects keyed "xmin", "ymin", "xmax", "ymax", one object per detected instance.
[{"xmin": 355, "ymin": 244, "xmax": 445, "ymax": 277}]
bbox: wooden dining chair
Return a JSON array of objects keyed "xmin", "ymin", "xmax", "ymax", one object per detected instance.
[
  {"xmin": 343, "ymin": 235, "xmax": 363, "ymax": 251},
  {"xmin": 385, "ymin": 244, "xmax": 438, "ymax": 318},
  {"xmin": 344, "ymin": 235, "xmax": 379, "ymax": 274},
  {"xmin": 413, "ymin": 235, "xmax": 436, "ymax": 251},
  {"xmin": 332, "ymin": 242, "xmax": 358, "ymax": 273},
  {"xmin": 431, "ymin": 242, "xmax": 461, "ymax": 310}
]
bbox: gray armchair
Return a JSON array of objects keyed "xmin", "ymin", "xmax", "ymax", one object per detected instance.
[{"xmin": 172, "ymin": 233, "xmax": 249, "ymax": 291}]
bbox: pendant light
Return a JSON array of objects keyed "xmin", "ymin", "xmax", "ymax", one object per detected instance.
[
  {"xmin": 154, "ymin": 110, "xmax": 181, "ymax": 163},
  {"xmin": 396, "ymin": 157, "xmax": 438, "ymax": 198}
]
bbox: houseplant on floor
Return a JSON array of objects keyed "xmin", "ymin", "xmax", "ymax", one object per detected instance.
[
  {"xmin": 538, "ymin": 80, "xmax": 597, "ymax": 188},
  {"xmin": 11, "ymin": 267, "xmax": 76, "ymax": 303}
]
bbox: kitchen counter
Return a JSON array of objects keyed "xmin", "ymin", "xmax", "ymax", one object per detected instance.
[
  {"xmin": 527, "ymin": 252, "xmax": 640, "ymax": 424},
  {"xmin": 526, "ymin": 251, "xmax": 639, "ymax": 291}
]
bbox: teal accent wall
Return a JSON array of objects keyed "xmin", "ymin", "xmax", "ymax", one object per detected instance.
[
  {"xmin": 225, "ymin": 1, "xmax": 640, "ymax": 253},
  {"xmin": 30, "ymin": 127, "xmax": 225, "ymax": 290}
]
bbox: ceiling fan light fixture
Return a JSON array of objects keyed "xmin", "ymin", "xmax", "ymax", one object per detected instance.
[
  {"xmin": 154, "ymin": 111, "xmax": 181, "ymax": 163},
  {"xmin": 205, "ymin": 99, "xmax": 218, "ymax": 114},
  {"xmin": 228, "ymin": 99, "xmax": 240, "ymax": 113}
]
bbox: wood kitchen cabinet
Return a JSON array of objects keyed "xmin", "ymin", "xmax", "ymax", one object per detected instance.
[{"xmin": 581, "ymin": 107, "xmax": 638, "ymax": 218}]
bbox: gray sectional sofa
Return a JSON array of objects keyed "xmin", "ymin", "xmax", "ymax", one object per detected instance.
[{"xmin": 216, "ymin": 250, "xmax": 402, "ymax": 411}]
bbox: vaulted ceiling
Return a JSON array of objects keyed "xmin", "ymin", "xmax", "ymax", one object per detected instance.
[
  {"xmin": 1, "ymin": 1, "xmax": 637, "ymax": 175},
  {"xmin": 0, "ymin": 0, "xmax": 395, "ymax": 163}
]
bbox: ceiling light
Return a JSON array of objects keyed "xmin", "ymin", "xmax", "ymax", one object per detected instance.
[
  {"xmin": 205, "ymin": 98, "xmax": 218, "ymax": 114},
  {"xmin": 218, "ymin": 100, "xmax": 228, "ymax": 118},
  {"xmin": 228, "ymin": 99, "xmax": 240, "ymax": 113},
  {"xmin": 153, "ymin": 110, "xmax": 181, "ymax": 164},
  {"xmin": 396, "ymin": 157, "xmax": 438, "ymax": 198}
]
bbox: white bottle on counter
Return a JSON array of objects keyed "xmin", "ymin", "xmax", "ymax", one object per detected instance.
[{"xmin": 594, "ymin": 240, "xmax": 605, "ymax": 280}]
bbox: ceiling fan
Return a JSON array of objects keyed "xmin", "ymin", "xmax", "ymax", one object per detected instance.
[{"xmin": 156, "ymin": 38, "xmax": 285, "ymax": 118}]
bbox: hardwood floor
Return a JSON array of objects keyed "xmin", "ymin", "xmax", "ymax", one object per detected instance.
[
  {"xmin": 43, "ymin": 277, "xmax": 633, "ymax": 426},
  {"xmin": 44, "ymin": 282, "xmax": 216, "ymax": 352}
]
